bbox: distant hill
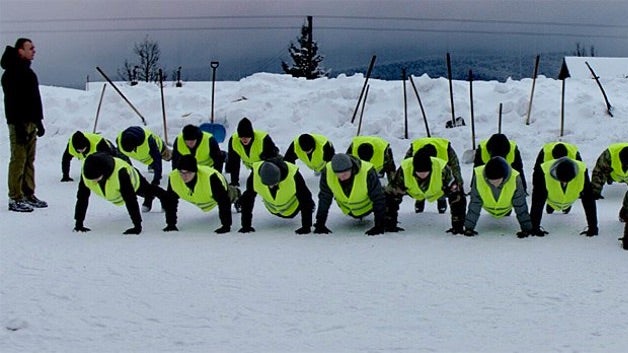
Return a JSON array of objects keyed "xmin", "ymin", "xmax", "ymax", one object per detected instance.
[
  {"xmin": 335, "ymin": 52, "xmax": 568, "ymax": 82},
  {"xmin": 178, "ymin": 52, "xmax": 569, "ymax": 83}
]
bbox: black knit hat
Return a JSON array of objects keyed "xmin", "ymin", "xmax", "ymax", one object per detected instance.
[
  {"xmin": 237, "ymin": 117, "xmax": 254, "ymax": 138},
  {"xmin": 417, "ymin": 144, "xmax": 437, "ymax": 158},
  {"xmin": 486, "ymin": 133, "xmax": 511, "ymax": 158},
  {"xmin": 72, "ymin": 131, "xmax": 89, "ymax": 150},
  {"xmin": 259, "ymin": 161, "xmax": 281, "ymax": 185},
  {"xmin": 83, "ymin": 152, "xmax": 115, "ymax": 180},
  {"xmin": 298, "ymin": 134, "xmax": 315, "ymax": 151},
  {"xmin": 331, "ymin": 153, "xmax": 353, "ymax": 173},
  {"xmin": 551, "ymin": 143, "xmax": 569, "ymax": 159},
  {"xmin": 413, "ymin": 150, "xmax": 432, "ymax": 173},
  {"xmin": 182, "ymin": 124, "xmax": 202, "ymax": 141},
  {"xmin": 120, "ymin": 131, "xmax": 140, "ymax": 152},
  {"xmin": 356, "ymin": 143, "xmax": 374, "ymax": 161},
  {"xmin": 551, "ymin": 157, "xmax": 577, "ymax": 182},
  {"xmin": 484, "ymin": 156, "xmax": 508, "ymax": 180},
  {"xmin": 177, "ymin": 154, "xmax": 198, "ymax": 173}
]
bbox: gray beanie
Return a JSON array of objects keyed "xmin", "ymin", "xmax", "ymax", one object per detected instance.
[
  {"xmin": 331, "ymin": 153, "xmax": 353, "ymax": 173},
  {"xmin": 259, "ymin": 161, "xmax": 281, "ymax": 186}
]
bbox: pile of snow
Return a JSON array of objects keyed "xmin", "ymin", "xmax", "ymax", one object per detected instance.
[{"xmin": 1, "ymin": 72, "xmax": 627, "ymax": 352}]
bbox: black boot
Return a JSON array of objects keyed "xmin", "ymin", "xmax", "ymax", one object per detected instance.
[
  {"xmin": 414, "ymin": 200, "xmax": 425, "ymax": 213},
  {"xmin": 437, "ymin": 198, "xmax": 447, "ymax": 214}
]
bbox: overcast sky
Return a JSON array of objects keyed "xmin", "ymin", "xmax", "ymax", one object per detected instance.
[{"xmin": 2, "ymin": 0, "xmax": 627, "ymax": 87}]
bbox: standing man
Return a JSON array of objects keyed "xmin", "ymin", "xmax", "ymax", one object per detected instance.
[{"xmin": 2, "ymin": 38, "xmax": 47, "ymax": 212}]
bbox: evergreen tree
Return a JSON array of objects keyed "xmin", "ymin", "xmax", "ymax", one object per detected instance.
[{"xmin": 282, "ymin": 18, "xmax": 327, "ymax": 79}]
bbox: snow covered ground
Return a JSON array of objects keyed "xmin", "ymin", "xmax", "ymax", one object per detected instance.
[{"xmin": 1, "ymin": 71, "xmax": 627, "ymax": 352}]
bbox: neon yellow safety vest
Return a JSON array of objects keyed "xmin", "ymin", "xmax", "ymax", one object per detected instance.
[
  {"xmin": 474, "ymin": 166, "xmax": 519, "ymax": 218},
  {"xmin": 169, "ymin": 165, "xmax": 226, "ymax": 212},
  {"xmin": 479, "ymin": 139, "xmax": 517, "ymax": 164},
  {"xmin": 294, "ymin": 133, "xmax": 329, "ymax": 172},
  {"xmin": 350, "ymin": 136, "xmax": 389, "ymax": 172},
  {"xmin": 609, "ymin": 143, "xmax": 628, "ymax": 183},
  {"xmin": 541, "ymin": 159, "xmax": 586, "ymax": 211},
  {"xmin": 83, "ymin": 158, "xmax": 140, "ymax": 206},
  {"xmin": 252, "ymin": 161, "xmax": 300, "ymax": 216},
  {"xmin": 326, "ymin": 160, "xmax": 374, "ymax": 217},
  {"xmin": 410, "ymin": 137, "xmax": 450, "ymax": 162},
  {"xmin": 541, "ymin": 142, "xmax": 579, "ymax": 162},
  {"xmin": 401, "ymin": 157, "xmax": 447, "ymax": 202},
  {"xmin": 175, "ymin": 131, "xmax": 214, "ymax": 168},
  {"xmin": 68, "ymin": 132, "xmax": 108, "ymax": 160},
  {"xmin": 117, "ymin": 128, "xmax": 164, "ymax": 165},
  {"xmin": 231, "ymin": 130, "xmax": 268, "ymax": 169}
]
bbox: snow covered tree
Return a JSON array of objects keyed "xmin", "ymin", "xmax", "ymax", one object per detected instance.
[{"xmin": 281, "ymin": 17, "xmax": 327, "ymax": 79}]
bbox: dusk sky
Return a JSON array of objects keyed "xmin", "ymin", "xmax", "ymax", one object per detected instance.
[{"xmin": 2, "ymin": 0, "xmax": 627, "ymax": 87}]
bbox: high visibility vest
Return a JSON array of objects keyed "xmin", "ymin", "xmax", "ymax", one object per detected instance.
[
  {"xmin": 479, "ymin": 139, "xmax": 517, "ymax": 164},
  {"xmin": 609, "ymin": 143, "xmax": 628, "ymax": 183},
  {"xmin": 117, "ymin": 128, "xmax": 164, "ymax": 165},
  {"xmin": 68, "ymin": 132, "xmax": 109, "ymax": 160},
  {"xmin": 350, "ymin": 136, "xmax": 389, "ymax": 172},
  {"xmin": 175, "ymin": 131, "xmax": 215, "ymax": 167},
  {"xmin": 401, "ymin": 157, "xmax": 446, "ymax": 202},
  {"xmin": 541, "ymin": 142, "xmax": 579, "ymax": 162},
  {"xmin": 474, "ymin": 166, "xmax": 519, "ymax": 218},
  {"xmin": 231, "ymin": 130, "xmax": 268, "ymax": 169},
  {"xmin": 410, "ymin": 137, "xmax": 450, "ymax": 162},
  {"xmin": 326, "ymin": 161, "xmax": 374, "ymax": 217},
  {"xmin": 252, "ymin": 162, "xmax": 300, "ymax": 216},
  {"xmin": 169, "ymin": 165, "xmax": 225, "ymax": 212},
  {"xmin": 294, "ymin": 133, "xmax": 329, "ymax": 172},
  {"xmin": 541, "ymin": 159, "xmax": 586, "ymax": 211},
  {"xmin": 83, "ymin": 158, "xmax": 140, "ymax": 206}
]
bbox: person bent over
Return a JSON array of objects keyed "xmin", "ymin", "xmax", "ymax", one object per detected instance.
[
  {"xmin": 314, "ymin": 153, "xmax": 386, "ymax": 236},
  {"xmin": 164, "ymin": 155, "xmax": 235, "ymax": 234},
  {"xmin": 61, "ymin": 130, "xmax": 129, "ymax": 182},
  {"xmin": 171, "ymin": 124, "xmax": 224, "ymax": 172},
  {"xmin": 283, "ymin": 133, "xmax": 335, "ymax": 174},
  {"xmin": 346, "ymin": 135, "xmax": 396, "ymax": 184},
  {"xmin": 385, "ymin": 150, "xmax": 466, "ymax": 234},
  {"xmin": 73, "ymin": 152, "xmax": 169, "ymax": 235},
  {"xmin": 530, "ymin": 156, "xmax": 598, "ymax": 237},
  {"xmin": 465, "ymin": 156, "xmax": 533, "ymax": 238},
  {"xmin": 238, "ymin": 157, "xmax": 315, "ymax": 234}
]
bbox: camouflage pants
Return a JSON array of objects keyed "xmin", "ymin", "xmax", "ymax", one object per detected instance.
[{"xmin": 7, "ymin": 123, "xmax": 38, "ymax": 200}]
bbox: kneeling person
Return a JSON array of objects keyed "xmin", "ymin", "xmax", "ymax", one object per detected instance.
[
  {"xmin": 74, "ymin": 152, "xmax": 169, "ymax": 235},
  {"xmin": 164, "ymin": 155, "xmax": 234, "ymax": 234},
  {"xmin": 238, "ymin": 157, "xmax": 314, "ymax": 234}
]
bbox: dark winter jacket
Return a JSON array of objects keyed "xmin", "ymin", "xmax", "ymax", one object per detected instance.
[
  {"xmin": 315, "ymin": 155, "xmax": 386, "ymax": 228},
  {"xmin": 239, "ymin": 157, "xmax": 314, "ymax": 229},
  {"xmin": 1, "ymin": 45, "xmax": 44, "ymax": 127}
]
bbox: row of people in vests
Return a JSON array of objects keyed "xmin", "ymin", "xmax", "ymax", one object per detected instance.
[{"xmin": 61, "ymin": 118, "xmax": 628, "ymax": 249}]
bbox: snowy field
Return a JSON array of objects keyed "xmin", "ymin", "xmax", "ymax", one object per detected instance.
[{"xmin": 1, "ymin": 69, "xmax": 628, "ymax": 352}]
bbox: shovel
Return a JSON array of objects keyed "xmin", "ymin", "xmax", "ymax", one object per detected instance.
[
  {"xmin": 461, "ymin": 70, "xmax": 476, "ymax": 164},
  {"xmin": 199, "ymin": 61, "xmax": 227, "ymax": 142}
]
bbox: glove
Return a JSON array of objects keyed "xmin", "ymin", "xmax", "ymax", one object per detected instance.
[
  {"xmin": 531, "ymin": 227, "xmax": 549, "ymax": 237},
  {"xmin": 73, "ymin": 223, "xmax": 91, "ymax": 232},
  {"xmin": 516, "ymin": 230, "xmax": 531, "ymax": 239},
  {"xmin": 365, "ymin": 225, "xmax": 385, "ymax": 236},
  {"xmin": 463, "ymin": 228, "xmax": 478, "ymax": 237},
  {"xmin": 238, "ymin": 226, "xmax": 255, "ymax": 233},
  {"xmin": 36, "ymin": 122, "xmax": 45, "ymax": 137},
  {"xmin": 295, "ymin": 226, "xmax": 311, "ymax": 235},
  {"xmin": 61, "ymin": 175, "xmax": 74, "ymax": 182},
  {"xmin": 446, "ymin": 226, "xmax": 465, "ymax": 235},
  {"xmin": 14, "ymin": 124, "xmax": 27, "ymax": 145},
  {"xmin": 214, "ymin": 225, "xmax": 230, "ymax": 234},
  {"xmin": 580, "ymin": 227, "xmax": 598, "ymax": 237},
  {"xmin": 162, "ymin": 224, "xmax": 179, "ymax": 232},
  {"xmin": 123, "ymin": 226, "xmax": 142, "ymax": 235},
  {"xmin": 313, "ymin": 223, "xmax": 332, "ymax": 234}
]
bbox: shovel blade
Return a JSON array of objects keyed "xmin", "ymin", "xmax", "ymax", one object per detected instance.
[
  {"xmin": 200, "ymin": 123, "xmax": 227, "ymax": 143},
  {"xmin": 461, "ymin": 149, "xmax": 476, "ymax": 164}
]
